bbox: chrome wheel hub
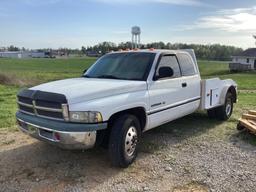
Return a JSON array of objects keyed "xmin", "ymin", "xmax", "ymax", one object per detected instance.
[
  {"xmin": 226, "ymin": 101, "xmax": 232, "ymax": 116},
  {"xmin": 125, "ymin": 126, "xmax": 138, "ymax": 157}
]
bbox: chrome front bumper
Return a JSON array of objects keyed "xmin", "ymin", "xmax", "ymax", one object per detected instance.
[{"xmin": 17, "ymin": 118, "xmax": 97, "ymax": 150}]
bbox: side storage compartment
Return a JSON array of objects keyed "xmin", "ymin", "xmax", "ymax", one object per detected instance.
[{"xmin": 200, "ymin": 78, "xmax": 222, "ymax": 110}]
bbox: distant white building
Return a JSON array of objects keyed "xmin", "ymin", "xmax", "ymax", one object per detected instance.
[
  {"xmin": 0, "ymin": 51, "xmax": 46, "ymax": 58},
  {"xmin": 31, "ymin": 52, "xmax": 46, "ymax": 58},
  {"xmin": 0, "ymin": 51, "xmax": 23, "ymax": 58},
  {"xmin": 229, "ymin": 48, "xmax": 256, "ymax": 71}
]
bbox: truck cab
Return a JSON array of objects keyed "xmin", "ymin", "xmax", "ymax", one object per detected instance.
[
  {"xmin": 147, "ymin": 51, "xmax": 201, "ymax": 129},
  {"xmin": 16, "ymin": 49, "xmax": 237, "ymax": 167}
]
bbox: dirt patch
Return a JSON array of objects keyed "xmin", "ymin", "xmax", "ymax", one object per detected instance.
[
  {"xmin": 0, "ymin": 73, "xmax": 24, "ymax": 86},
  {"xmin": 1, "ymin": 111, "xmax": 256, "ymax": 192},
  {"xmin": 173, "ymin": 182, "xmax": 209, "ymax": 192},
  {"xmin": 0, "ymin": 73, "xmax": 39, "ymax": 86},
  {"xmin": 0, "ymin": 73, "xmax": 12, "ymax": 84},
  {"xmin": 1, "ymin": 119, "xmax": 256, "ymax": 192}
]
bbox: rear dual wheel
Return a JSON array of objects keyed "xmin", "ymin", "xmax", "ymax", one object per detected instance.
[{"xmin": 207, "ymin": 92, "xmax": 233, "ymax": 120}]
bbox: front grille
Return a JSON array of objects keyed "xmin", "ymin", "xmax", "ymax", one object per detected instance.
[
  {"xmin": 17, "ymin": 90, "xmax": 68, "ymax": 121},
  {"xmin": 35, "ymin": 100, "xmax": 62, "ymax": 108},
  {"xmin": 37, "ymin": 109, "xmax": 64, "ymax": 119},
  {"xmin": 19, "ymin": 105, "xmax": 34, "ymax": 114},
  {"xmin": 18, "ymin": 96, "xmax": 33, "ymax": 105}
]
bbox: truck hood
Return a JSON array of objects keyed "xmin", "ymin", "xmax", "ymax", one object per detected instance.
[{"xmin": 30, "ymin": 78, "xmax": 147, "ymax": 104}]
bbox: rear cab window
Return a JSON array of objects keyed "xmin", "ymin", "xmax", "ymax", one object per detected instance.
[{"xmin": 177, "ymin": 53, "xmax": 197, "ymax": 76}]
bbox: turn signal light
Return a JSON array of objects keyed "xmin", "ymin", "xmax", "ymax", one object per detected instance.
[{"xmin": 54, "ymin": 132, "xmax": 61, "ymax": 141}]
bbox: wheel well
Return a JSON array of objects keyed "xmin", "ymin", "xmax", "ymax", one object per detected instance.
[
  {"xmin": 96, "ymin": 107, "xmax": 147, "ymax": 147},
  {"xmin": 228, "ymin": 86, "xmax": 237, "ymax": 103},
  {"xmin": 108, "ymin": 107, "xmax": 147, "ymax": 131}
]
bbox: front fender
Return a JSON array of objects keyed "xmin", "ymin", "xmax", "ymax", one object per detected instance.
[{"xmin": 69, "ymin": 90, "xmax": 149, "ymax": 121}]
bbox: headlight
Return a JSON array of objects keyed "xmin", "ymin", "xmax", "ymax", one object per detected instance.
[{"xmin": 69, "ymin": 111, "xmax": 103, "ymax": 123}]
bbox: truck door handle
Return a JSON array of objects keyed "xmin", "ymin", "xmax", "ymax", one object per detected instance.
[{"xmin": 182, "ymin": 83, "xmax": 187, "ymax": 88}]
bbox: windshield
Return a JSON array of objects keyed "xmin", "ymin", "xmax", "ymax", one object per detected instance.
[{"xmin": 84, "ymin": 52, "xmax": 156, "ymax": 81}]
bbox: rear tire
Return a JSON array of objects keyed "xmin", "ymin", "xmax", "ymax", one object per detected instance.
[
  {"xmin": 207, "ymin": 92, "xmax": 234, "ymax": 121},
  {"xmin": 207, "ymin": 108, "xmax": 216, "ymax": 118},
  {"xmin": 216, "ymin": 92, "xmax": 233, "ymax": 120},
  {"xmin": 108, "ymin": 114, "xmax": 141, "ymax": 168}
]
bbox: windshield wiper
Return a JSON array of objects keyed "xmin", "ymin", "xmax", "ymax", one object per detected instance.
[
  {"xmin": 84, "ymin": 74, "xmax": 140, "ymax": 81},
  {"xmin": 96, "ymin": 75, "xmax": 121, "ymax": 79},
  {"xmin": 82, "ymin": 74, "xmax": 92, "ymax": 78}
]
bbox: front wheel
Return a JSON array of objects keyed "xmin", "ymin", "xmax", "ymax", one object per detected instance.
[{"xmin": 108, "ymin": 114, "xmax": 141, "ymax": 168}]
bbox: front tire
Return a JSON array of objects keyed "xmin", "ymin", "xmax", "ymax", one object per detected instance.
[{"xmin": 108, "ymin": 114, "xmax": 141, "ymax": 168}]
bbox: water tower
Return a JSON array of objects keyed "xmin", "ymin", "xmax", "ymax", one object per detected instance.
[{"xmin": 131, "ymin": 26, "xmax": 141, "ymax": 49}]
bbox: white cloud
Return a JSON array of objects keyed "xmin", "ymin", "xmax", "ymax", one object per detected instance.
[
  {"xmin": 178, "ymin": 7, "xmax": 256, "ymax": 33},
  {"xmin": 93, "ymin": 0, "xmax": 206, "ymax": 6}
]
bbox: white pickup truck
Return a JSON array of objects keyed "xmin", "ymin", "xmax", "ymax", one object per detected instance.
[{"xmin": 16, "ymin": 49, "xmax": 237, "ymax": 167}]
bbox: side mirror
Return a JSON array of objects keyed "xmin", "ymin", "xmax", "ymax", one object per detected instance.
[{"xmin": 157, "ymin": 66, "xmax": 174, "ymax": 80}]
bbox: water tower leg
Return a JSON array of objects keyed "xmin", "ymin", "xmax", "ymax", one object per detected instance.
[
  {"xmin": 131, "ymin": 35, "xmax": 133, "ymax": 49},
  {"xmin": 138, "ymin": 35, "xmax": 140, "ymax": 48},
  {"xmin": 135, "ymin": 35, "xmax": 138, "ymax": 48},
  {"xmin": 133, "ymin": 35, "xmax": 135, "ymax": 49}
]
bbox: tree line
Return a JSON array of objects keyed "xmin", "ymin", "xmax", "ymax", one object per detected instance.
[
  {"xmin": 1, "ymin": 42, "xmax": 243, "ymax": 61},
  {"xmin": 85, "ymin": 41, "xmax": 243, "ymax": 61}
]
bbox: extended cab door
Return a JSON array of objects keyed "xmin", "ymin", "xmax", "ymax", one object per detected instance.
[
  {"xmin": 147, "ymin": 53, "xmax": 201, "ymax": 130},
  {"xmin": 176, "ymin": 52, "xmax": 201, "ymax": 110}
]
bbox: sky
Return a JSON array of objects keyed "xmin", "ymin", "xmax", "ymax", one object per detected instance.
[{"xmin": 0, "ymin": 0, "xmax": 256, "ymax": 49}]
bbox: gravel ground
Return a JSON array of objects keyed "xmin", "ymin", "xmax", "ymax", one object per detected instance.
[{"xmin": 0, "ymin": 113, "xmax": 256, "ymax": 192}]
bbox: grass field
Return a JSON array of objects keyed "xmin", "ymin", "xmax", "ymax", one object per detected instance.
[
  {"xmin": 0, "ymin": 58, "xmax": 95, "ymax": 86},
  {"xmin": 0, "ymin": 58, "xmax": 255, "ymax": 139}
]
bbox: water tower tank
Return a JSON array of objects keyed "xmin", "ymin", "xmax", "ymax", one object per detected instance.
[{"xmin": 132, "ymin": 26, "xmax": 141, "ymax": 35}]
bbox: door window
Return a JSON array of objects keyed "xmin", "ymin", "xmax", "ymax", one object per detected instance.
[{"xmin": 155, "ymin": 55, "xmax": 181, "ymax": 79}]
